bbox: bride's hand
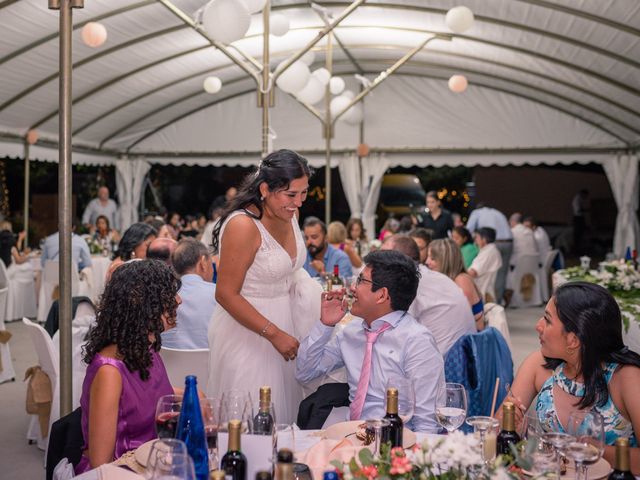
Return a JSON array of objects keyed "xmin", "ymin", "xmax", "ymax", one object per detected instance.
[{"xmin": 269, "ymin": 329, "xmax": 300, "ymax": 362}]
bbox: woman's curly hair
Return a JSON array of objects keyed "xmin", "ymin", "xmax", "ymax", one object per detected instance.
[{"xmin": 82, "ymin": 259, "xmax": 181, "ymax": 380}]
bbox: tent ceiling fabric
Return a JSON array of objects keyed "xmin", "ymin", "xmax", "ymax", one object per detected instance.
[{"xmin": 0, "ymin": 0, "xmax": 639, "ymax": 165}]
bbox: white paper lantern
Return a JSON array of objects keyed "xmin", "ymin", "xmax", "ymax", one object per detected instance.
[
  {"xmin": 312, "ymin": 68, "xmax": 330, "ymax": 86},
  {"xmin": 296, "ymin": 76, "xmax": 325, "ymax": 104},
  {"xmin": 202, "ymin": 0, "xmax": 251, "ymax": 44},
  {"xmin": 330, "ymin": 95, "xmax": 350, "ymax": 118},
  {"xmin": 203, "ymin": 76, "xmax": 223, "ymax": 94},
  {"xmin": 329, "ymin": 76, "xmax": 345, "ymax": 95},
  {"xmin": 301, "ymin": 51, "xmax": 315, "ymax": 66},
  {"xmin": 342, "ymin": 90, "xmax": 355, "ymax": 100},
  {"xmin": 445, "ymin": 6, "xmax": 475, "ymax": 33},
  {"xmin": 241, "ymin": 0, "xmax": 266, "ymax": 14},
  {"xmin": 276, "ymin": 60, "xmax": 310, "ymax": 94},
  {"xmin": 344, "ymin": 102, "xmax": 363, "ymax": 125},
  {"xmin": 81, "ymin": 22, "xmax": 107, "ymax": 48},
  {"xmin": 270, "ymin": 14, "xmax": 290, "ymax": 37},
  {"xmin": 448, "ymin": 74, "xmax": 468, "ymax": 93}
]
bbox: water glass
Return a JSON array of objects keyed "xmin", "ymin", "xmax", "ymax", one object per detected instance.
[
  {"xmin": 465, "ymin": 416, "xmax": 499, "ymax": 461},
  {"xmin": 531, "ymin": 450, "xmax": 560, "ymax": 478},
  {"xmin": 435, "ymin": 383, "xmax": 467, "ymax": 433},
  {"xmin": 385, "ymin": 376, "xmax": 415, "ymax": 424},
  {"xmin": 220, "ymin": 390, "xmax": 252, "ymax": 433},
  {"xmin": 155, "ymin": 394, "xmax": 182, "ymax": 439},
  {"xmin": 275, "ymin": 423, "xmax": 296, "ymax": 452},
  {"xmin": 364, "ymin": 418, "xmax": 390, "ymax": 459},
  {"xmin": 521, "ymin": 409, "xmax": 544, "ymax": 441},
  {"xmin": 147, "ymin": 451, "xmax": 196, "ymax": 480},
  {"xmin": 201, "ymin": 396, "xmax": 221, "ymax": 470},
  {"xmin": 565, "ymin": 411, "xmax": 604, "ymax": 480},
  {"xmin": 144, "ymin": 438, "xmax": 189, "ymax": 478}
]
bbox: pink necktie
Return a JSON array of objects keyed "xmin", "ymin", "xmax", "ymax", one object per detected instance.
[{"xmin": 350, "ymin": 322, "xmax": 392, "ymax": 420}]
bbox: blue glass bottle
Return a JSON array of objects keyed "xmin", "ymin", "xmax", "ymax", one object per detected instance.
[
  {"xmin": 176, "ymin": 375, "xmax": 209, "ymax": 480},
  {"xmin": 323, "ymin": 471, "xmax": 339, "ymax": 480}
]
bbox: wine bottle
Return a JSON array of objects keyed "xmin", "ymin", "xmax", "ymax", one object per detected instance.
[
  {"xmin": 176, "ymin": 375, "xmax": 209, "ymax": 480},
  {"xmin": 221, "ymin": 420, "xmax": 248, "ymax": 480},
  {"xmin": 255, "ymin": 471, "xmax": 272, "ymax": 480},
  {"xmin": 608, "ymin": 438, "xmax": 635, "ymax": 480},
  {"xmin": 496, "ymin": 402, "xmax": 521, "ymax": 457},
  {"xmin": 210, "ymin": 470, "xmax": 226, "ymax": 480},
  {"xmin": 275, "ymin": 449, "xmax": 294, "ymax": 480},
  {"xmin": 380, "ymin": 387, "xmax": 403, "ymax": 450},
  {"xmin": 253, "ymin": 386, "xmax": 274, "ymax": 435},
  {"xmin": 331, "ymin": 264, "xmax": 344, "ymax": 291}
]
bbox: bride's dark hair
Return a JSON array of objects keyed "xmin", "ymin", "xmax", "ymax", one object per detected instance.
[{"xmin": 212, "ymin": 149, "xmax": 313, "ymax": 252}]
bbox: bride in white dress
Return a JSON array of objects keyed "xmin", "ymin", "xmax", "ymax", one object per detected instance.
[{"xmin": 207, "ymin": 149, "xmax": 312, "ymax": 424}]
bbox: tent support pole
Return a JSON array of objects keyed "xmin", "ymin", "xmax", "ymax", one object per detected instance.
[
  {"xmin": 323, "ymin": 32, "xmax": 333, "ymax": 225},
  {"xmin": 261, "ymin": 1, "xmax": 271, "ymax": 157},
  {"xmin": 23, "ymin": 140, "xmax": 29, "ymax": 245}
]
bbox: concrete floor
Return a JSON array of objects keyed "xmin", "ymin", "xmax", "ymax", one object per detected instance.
[{"xmin": 0, "ymin": 306, "xmax": 544, "ymax": 480}]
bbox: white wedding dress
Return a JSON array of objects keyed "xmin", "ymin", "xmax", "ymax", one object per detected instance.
[{"xmin": 207, "ymin": 211, "xmax": 306, "ymax": 424}]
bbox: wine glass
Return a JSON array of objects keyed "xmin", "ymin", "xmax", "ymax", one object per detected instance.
[
  {"xmin": 155, "ymin": 394, "xmax": 182, "ymax": 439},
  {"xmin": 144, "ymin": 438, "xmax": 189, "ymax": 479},
  {"xmin": 220, "ymin": 390, "xmax": 252, "ymax": 433},
  {"xmin": 202, "ymin": 396, "xmax": 221, "ymax": 470},
  {"xmin": 465, "ymin": 416, "xmax": 499, "ymax": 461},
  {"xmin": 435, "ymin": 383, "xmax": 467, "ymax": 433},
  {"xmin": 274, "ymin": 423, "xmax": 296, "ymax": 452},
  {"xmin": 565, "ymin": 411, "xmax": 605, "ymax": 480},
  {"xmin": 385, "ymin": 376, "xmax": 415, "ymax": 424},
  {"xmin": 147, "ymin": 451, "xmax": 196, "ymax": 480},
  {"xmin": 364, "ymin": 418, "xmax": 390, "ymax": 459},
  {"xmin": 343, "ymin": 276, "xmax": 355, "ymax": 312}
]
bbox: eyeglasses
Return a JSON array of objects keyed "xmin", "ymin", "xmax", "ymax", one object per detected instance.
[{"xmin": 355, "ymin": 273, "xmax": 382, "ymax": 289}]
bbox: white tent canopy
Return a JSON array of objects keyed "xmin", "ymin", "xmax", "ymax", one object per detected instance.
[{"xmin": 0, "ymin": 0, "xmax": 638, "ymax": 248}]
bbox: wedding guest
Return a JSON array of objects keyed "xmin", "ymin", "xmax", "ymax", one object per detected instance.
[
  {"xmin": 0, "ymin": 222, "xmax": 33, "ymax": 280},
  {"xmin": 41, "ymin": 218, "xmax": 92, "ymax": 272},
  {"xmin": 327, "ymin": 221, "xmax": 362, "ymax": 269},
  {"xmin": 420, "ymin": 191, "xmax": 454, "ymax": 239},
  {"xmin": 82, "ymin": 186, "xmax": 119, "ymax": 231},
  {"xmin": 468, "ymin": 227, "xmax": 502, "ymax": 303},
  {"xmin": 107, "ymin": 223, "xmax": 157, "ymax": 279},
  {"xmin": 303, "ymin": 216, "xmax": 353, "ymax": 278},
  {"xmin": 146, "ymin": 237, "xmax": 177, "ymax": 264},
  {"xmin": 451, "ymin": 226, "xmax": 478, "ymax": 269},
  {"xmin": 92, "ymin": 215, "xmax": 120, "ymax": 252},
  {"xmin": 75, "ymin": 260, "xmax": 180, "ymax": 473},
  {"xmin": 523, "ymin": 215, "xmax": 552, "ymax": 264},
  {"xmin": 296, "ymin": 250, "xmax": 445, "ymax": 432},
  {"xmin": 504, "ymin": 212, "xmax": 539, "ymax": 305},
  {"xmin": 346, "ymin": 218, "xmax": 369, "ymax": 258},
  {"xmin": 378, "ymin": 217, "xmax": 399, "ymax": 242},
  {"xmin": 498, "ymin": 282, "xmax": 640, "ymax": 474},
  {"xmin": 409, "ymin": 227, "xmax": 433, "ymax": 265},
  {"xmin": 211, "ymin": 186, "xmax": 238, "ymax": 210}
]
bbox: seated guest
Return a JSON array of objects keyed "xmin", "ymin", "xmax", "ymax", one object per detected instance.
[
  {"xmin": 296, "ymin": 250, "xmax": 445, "ymax": 432},
  {"xmin": 383, "ymin": 235, "xmax": 475, "ymax": 355},
  {"xmin": 107, "ymin": 223, "xmax": 157, "ymax": 279},
  {"xmin": 409, "ymin": 227, "xmax": 433, "ymax": 265},
  {"xmin": 75, "ymin": 260, "xmax": 180, "ymax": 473},
  {"xmin": 428, "ymin": 239, "xmax": 485, "ymax": 331},
  {"xmin": 378, "ymin": 217, "xmax": 399, "ymax": 242},
  {"xmin": 505, "ymin": 212, "xmax": 539, "ymax": 305},
  {"xmin": 0, "ymin": 222, "xmax": 33, "ymax": 280},
  {"xmin": 451, "ymin": 226, "xmax": 478, "ymax": 269},
  {"xmin": 162, "ymin": 238, "xmax": 216, "ymax": 349},
  {"xmin": 523, "ymin": 215, "xmax": 552, "ymax": 264},
  {"xmin": 327, "ymin": 221, "xmax": 362, "ymax": 269},
  {"xmin": 92, "ymin": 215, "xmax": 120, "ymax": 253},
  {"xmin": 41, "ymin": 218, "xmax": 92, "ymax": 272},
  {"xmin": 498, "ymin": 282, "xmax": 640, "ymax": 474},
  {"xmin": 303, "ymin": 216, "xmax": 353, "ymax": 278},
  {"xmin": 146, "ymin": 237, "xmax": 178, "ymax": 264},
  {"xmin": 468, "ymin": 227, "xmax": 502, "ymax": 303},
  {"xmin": 346, "ymin": 218, "xmax": 369, "ymax": 258}
]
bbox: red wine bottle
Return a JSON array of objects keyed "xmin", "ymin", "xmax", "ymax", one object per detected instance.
[
  {"xmin": 380, "ymin": 387, "xmax": 403, "ymax": 450},
  {"xmin": 608, "ymin": 438, "xmax": 635, "ymax": 480},
  {"xmin": 496, "ymin": 402, "xmax": 521, "ymax": 456},
  {"xmin": 221, "ymin": 420, "xmax": 247, "ymax": 480}
]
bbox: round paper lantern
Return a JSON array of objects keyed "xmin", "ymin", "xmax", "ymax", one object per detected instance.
[
  {"xmin": 448, "ymin": 74, "xmax": 468, "ymax": 93},
  {"xmin": 344, "ymin": 102, "xmax": 363, "ymax": 125},
  {"xmin": 270, "ymin": 14, "xmax": 290, "ymax": 37},
  {"xmin": 241, "ymin": 0, "xmax": 266, "ymax": 14},
  {"xmin": 203, "ymin": 76, "xmax": 222, "ymax": 94},
  {"xmin": 330, "ymin": 95, "xmax": 351, "ymax": 119},
  {"xmin": 312, "ymin": 68, "xmax": 330, "ymax": 86},
  {"xmin": 301, "ymin": 51, "xmax": 315, "ymax": 66},
  {"xmin": 202, "ymin": 0, "xmax": 251, "ymax": 44},
  {"xmin": 329, "ymin": 76, "xmax": 345, "ymax": 95},
  {"xmin": 342, "ymin": 90, "xmax": 355, "ymax": 100},
  {"xmin": 26, "ymin": 129, "xmax": 38, "ymax": 145},
  {"xmin": 296, "ymin": 76, "xmax": 325, "ymax": 105},
  {"xmin": 357, "ymin": 143, "xmax": 370, "ymax": 157},
  {"xmin": 445, "ymin": 6, "xmax": 475, "ymax": 33},
  {"xmin": 81, "ymin": 22, "xmax": 107, "ymax": 48},
  {"xmin": 276, "ymin": 60, "xmax": 310, "ymax": 94}
]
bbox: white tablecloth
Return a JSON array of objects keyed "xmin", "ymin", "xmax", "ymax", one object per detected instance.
[{"xmin": 89, "ymin": 255, "xmax": 111, "ymax": 303}]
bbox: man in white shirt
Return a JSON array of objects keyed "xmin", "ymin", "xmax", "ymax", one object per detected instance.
[
  {"xmin": 161, "ymin": 238, "xmax": 216, "ymax": 349},
  {"xmin": 468, "ymin": 227, "xmax": 502, "ymax": 303},
  {"xmin": 505, "ymin": 213, "xmax": 539, "ymax": 305},
  {"xmin": 296, "ymin": 250, "xmax": 445, "ymax": 432},
  {"xmin": 81, "ymin": 186, "xmax": 119, "ymax": 231},
  {"xmin": 381, "ymin": 234, "xmax": 475, "ymax": 355},
  {"xmin": 523, "ymin": 216, "xmax": 551, "ymax": 264}
]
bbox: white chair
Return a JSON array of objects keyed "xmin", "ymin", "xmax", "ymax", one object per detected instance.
[
  {"xmin": 23, "ymin": 317, "xmax": 59, "ymax": 451},
  {"xmin": 483, "ymin": 302, "xmax": 512, "ymax": 350},
  {"xmin": 0, "ymin": 258, "xmax": 37, "ymax": 321},
  {"xmin": 474, "ymin": 269, "xmax": 499, "ymax": 304},
  {"xmin": 37, "ymin": 260, "xmax": 80, "ymax": 322},
  {"xmin": 540, "ymin": 249, "xmax": 559, "ymax": 301},
  {"xmin": 509, "ymin": 254, "xmax": 544, "ymax": 308},
  {"xmin": 0, "ymin": 263, "xmax": 15, "ymax": 383},
  {"xmin": 159, "ymin": 346, "xmax": 209, "ymax": 392}
]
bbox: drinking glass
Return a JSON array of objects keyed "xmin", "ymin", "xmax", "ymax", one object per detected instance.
[
  {"xmin": 465, "ymin": 416, "xmax": 499, "ymax": 462},
  {"xmin": 364, "ymin": 418, "xmax": 390, "ymax": 459},
  {"xmin": 275, "ymin": 423, "xmax": 296, "ymax": 452},
  {"xmin": 155, "ymin": 394, "xmax": 182, "ymax": 439},
  {"xmin": 385, "ymin": 376, "xmax": 415, "ymax": 424},
  {"xmin": 531, "ymin": 450, "xmax": 560, "ymax": 478},
  {"xmin": 144, "ymin": 438, "xmax": 189, "ymax": 479},
  {"xmin": 220, "ymin": 390, "xmax": 252, "ymax": 433},
  {"xmin": 521, "ymin": 409, "xmax": 544, "ymax": 441},
  {"xmin": 435, "ymin": 383, "xmax": 467, "ymax": 433},
  {"xmin": 202, "ymin": 396, "xmax": 221, "ymax": 470},
  {"xmin": 565, "ymin": 411, "xmax": 605, "ymax": 480},
  {"xmin": 147, "ymin": 451, "xmax": 195, "ymax": 480},
  {"xmin": 342, "ymin": 276, "xmax": 355, "ymax": 311}
]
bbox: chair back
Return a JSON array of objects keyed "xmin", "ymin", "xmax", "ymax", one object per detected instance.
[
  {"xmin": 23, "ymin": 317, "xmax": 59, "ymax": 386},
  {"xmin": 540, "ymin": 249, "xmax": 559, "ymax": 301},
  {"xmin": 509, "ymin": 254, "xmax": 543, "ymax": 307},
  {"xmin": 159, "ymin": 346, "xmax": 209, "ymax": 391},
  {"xmin": 38, "ymin": 261, "xmax": 80, "ymax": 322},
  {"xmin": 0, "ymin": 259, "xmax": 8, "ymax": 289},
  {"xmin": 0, "ymin": 262, "xmax": 12, "ymax": 381},
  {"xmin": 483, "ymin": 302, "xmax": 512, "ymax": 350}
]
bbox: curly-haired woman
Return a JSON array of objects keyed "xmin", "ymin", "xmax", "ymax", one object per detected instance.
[{"xmin": 75, "ymin": 260, "xmax": 181, "ymax": 473}]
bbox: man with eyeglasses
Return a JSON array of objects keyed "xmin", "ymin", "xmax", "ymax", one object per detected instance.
[{"xmin": 296, "ymin": 250, "xmax": 445, "ymax": 432}]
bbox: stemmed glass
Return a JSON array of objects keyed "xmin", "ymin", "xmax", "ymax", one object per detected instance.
[
  {"xmin": 365, "ymin": 418, "xmax": 390, "ymax": 459},
  {"xmin": 155, "ymin": 394, "xmax": 182, "ymax": 439},
  {"xmin": 202, "ymin": 396, "xmax": 221, "ymax": 470},
  {"xmin": 342, "ymin": 276, "xmax": 356, "ymax": 312},
  {"xmin": 144, "ymin": 438, "xmax": 189, "ymax": 479},
  {"xmin": 465, "ymin": 416, "xmax": 499, "ymax": 461},
  {"xmin": 435, "ymin": 383, "xmax": 467, "ymax": 433},
  {"xmin": 565, "ymin": 411, "xmax": 605, "ymax": 480},
  {"xmin": 147, "ymin": 451, "xmax": 196, "ymax": 480},
  {"xmin": 385, "ymin": 376, "xmax": 415, "ymax": 424},
  {"xmin": 220, "ymin": 390, "xmax": 252, "ymax": 433}
]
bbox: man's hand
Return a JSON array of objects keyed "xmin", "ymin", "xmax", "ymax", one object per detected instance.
[
  {"xmin": 321, "ymin": 288, "xmax": 347, "ymax": 327},
  {"xmin": 310, "ymin": 259, "xmax": 325, "ymax": 274}
]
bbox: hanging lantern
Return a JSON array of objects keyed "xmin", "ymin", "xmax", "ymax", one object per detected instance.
[
  {"xmin": 344, "ymin": 102, "xmax": 363, "ymax": 125},
  {"xmin": 357, "ymin": 143, "xmax": 370, "ymax": 157},
  {"xmin": 445, "ymin": 6, "xmax": 475, "ymax": 33},
  {"xmin": 329, "ymin": 76, "xmax": 345, "ymax": 95},
  {"xmin": 203, "ymin": 76, "xmax": 222, "ymax": 94},
  {"xmin": 241, "ymin": 0, "xmax": 266, "ymax": 14},
  {"xmin": 276, "ymin": 60, "xmax": 310, "ymax": 94},
  {"xmin": 330, "ymin": 95, "xmax": 351, "ymax": 118},
  {"xmin": 81, "ymin": 22, "xmax": 107, "ymax": 48},
  {"xmin": 312, "ymin": 68, "xmax": 330, "ymax": 86},
  {"xmin": 301, "ymin": 51, "xmax": 315, "ymax": 66},
  {"xmin": 296, "ymin": 76, "xmax": 324, "ymax": 104},
  {"xmin": 202, "ymin": 0, "xmax": 251, "ymax": 44},
  {"xmin": 26, "ymin": 129, "xmax": 39, "ymax": 145},
  {"xmin": 448, "ymin": 74, "xmax": 468, "ymax": 93},
  {"xmin": 270, "ymin": 14, "xmax": 290, "ymax": 36}
]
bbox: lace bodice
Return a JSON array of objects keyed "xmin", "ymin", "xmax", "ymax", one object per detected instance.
[{"xmin": 219, "ymin": 210, "xmax": 306, "ymax": 298}]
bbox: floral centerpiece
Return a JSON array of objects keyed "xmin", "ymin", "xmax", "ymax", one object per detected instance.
[
  {"xmin": 83, "ymin": 234, "xmax": 106, "ymax": 255},
  {"xmin": 330, "ymin": 431, "xmax": 515, "ymax": 480},
  {"xmin": 563, "ymin": 260, "xmax": 640, "ymax": 330}
]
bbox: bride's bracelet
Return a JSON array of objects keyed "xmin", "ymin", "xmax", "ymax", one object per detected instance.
[{"xmin": 259, "ymin": 321, "xmax": 273, "ymax": 337}]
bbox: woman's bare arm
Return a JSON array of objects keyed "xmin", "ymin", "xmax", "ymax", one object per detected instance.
[{"xmin": 87, "ymin": 365, "xmax": 122, "ymax": 468}]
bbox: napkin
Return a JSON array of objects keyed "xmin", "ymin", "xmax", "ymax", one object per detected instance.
[{"xmin": 298, "ymin": 438, "xmax": 363, "ymax": 480}]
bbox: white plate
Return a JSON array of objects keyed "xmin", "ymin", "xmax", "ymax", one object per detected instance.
[
  {"xmin": 323, "ymin": 420, "xmax": 416, "ymax": 449},
  {"xmin": 133, "ymin": 440, "xmax": 156, "ymax": 467},
  {"xmin": 523, "ymin": 457, "xmax": 611, "ymax": 479}
]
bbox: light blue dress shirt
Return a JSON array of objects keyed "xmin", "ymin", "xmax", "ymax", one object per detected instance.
[
  {"xmin": 303, "ymin": 244, "xmax": 353, "ymax": 278},
  {"xmin": 41, "ymin": 233, "xmax": 93, "ymax": 271},
  {"xmin": 161, "ymin": 274, "xmax": 217, "ymax": 349},
  {"xmin": 296, "ymin": 310, "xmax": 445, "ymax": 433},
  {"xmin": 466, "ymin": 207, "xmax": 513, "ymax": 241}
]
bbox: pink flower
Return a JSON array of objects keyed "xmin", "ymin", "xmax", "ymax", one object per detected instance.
[
  {"xmin": 359, "ymin": 465, "xmax": 379, "ymax": 480},
  {"xmin": 389, "ymin": 448, "xmax": 413, "ymax": 475}
]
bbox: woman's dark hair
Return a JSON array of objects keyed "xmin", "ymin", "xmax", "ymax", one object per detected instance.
[
  {"xmin": 212, "ymin": 149, "xmax": 313, "ymax": 252},
  {"xmin": 82, "ymin": 260, "xmax": 181, "ymax": 380},
  {"xmin": 95, "ymin": 215, "xmax": 110, "ymax": 232},
  {"xmin": 364, "ymin": 250, "xmax": 420, "ymax": 311},
  {"xmin": 0, "ymin": 230, "xmax": 15, "ymax": 267},
  {"xmin": 115, "ymin": 222, "xmax": 157, "ymax": 261},
  {"xmin": 346, "ymin": 218, "xmax": 367, "ymax": 242},
  {"xmin": 426, "ymin": 190, "xmax": 440, "ymax": 204},
  {"xmin": 453, "ymin": 226, "xmax": 473, "ymax": 245},
  {"xmin": 545, "ymin": 282, "xmax": 640, "ymax": 409}
]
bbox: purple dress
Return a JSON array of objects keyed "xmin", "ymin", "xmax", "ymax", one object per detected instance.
[{"xmin": 75, "ymin": 350, "xmax": 173, "ymax": 474}]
